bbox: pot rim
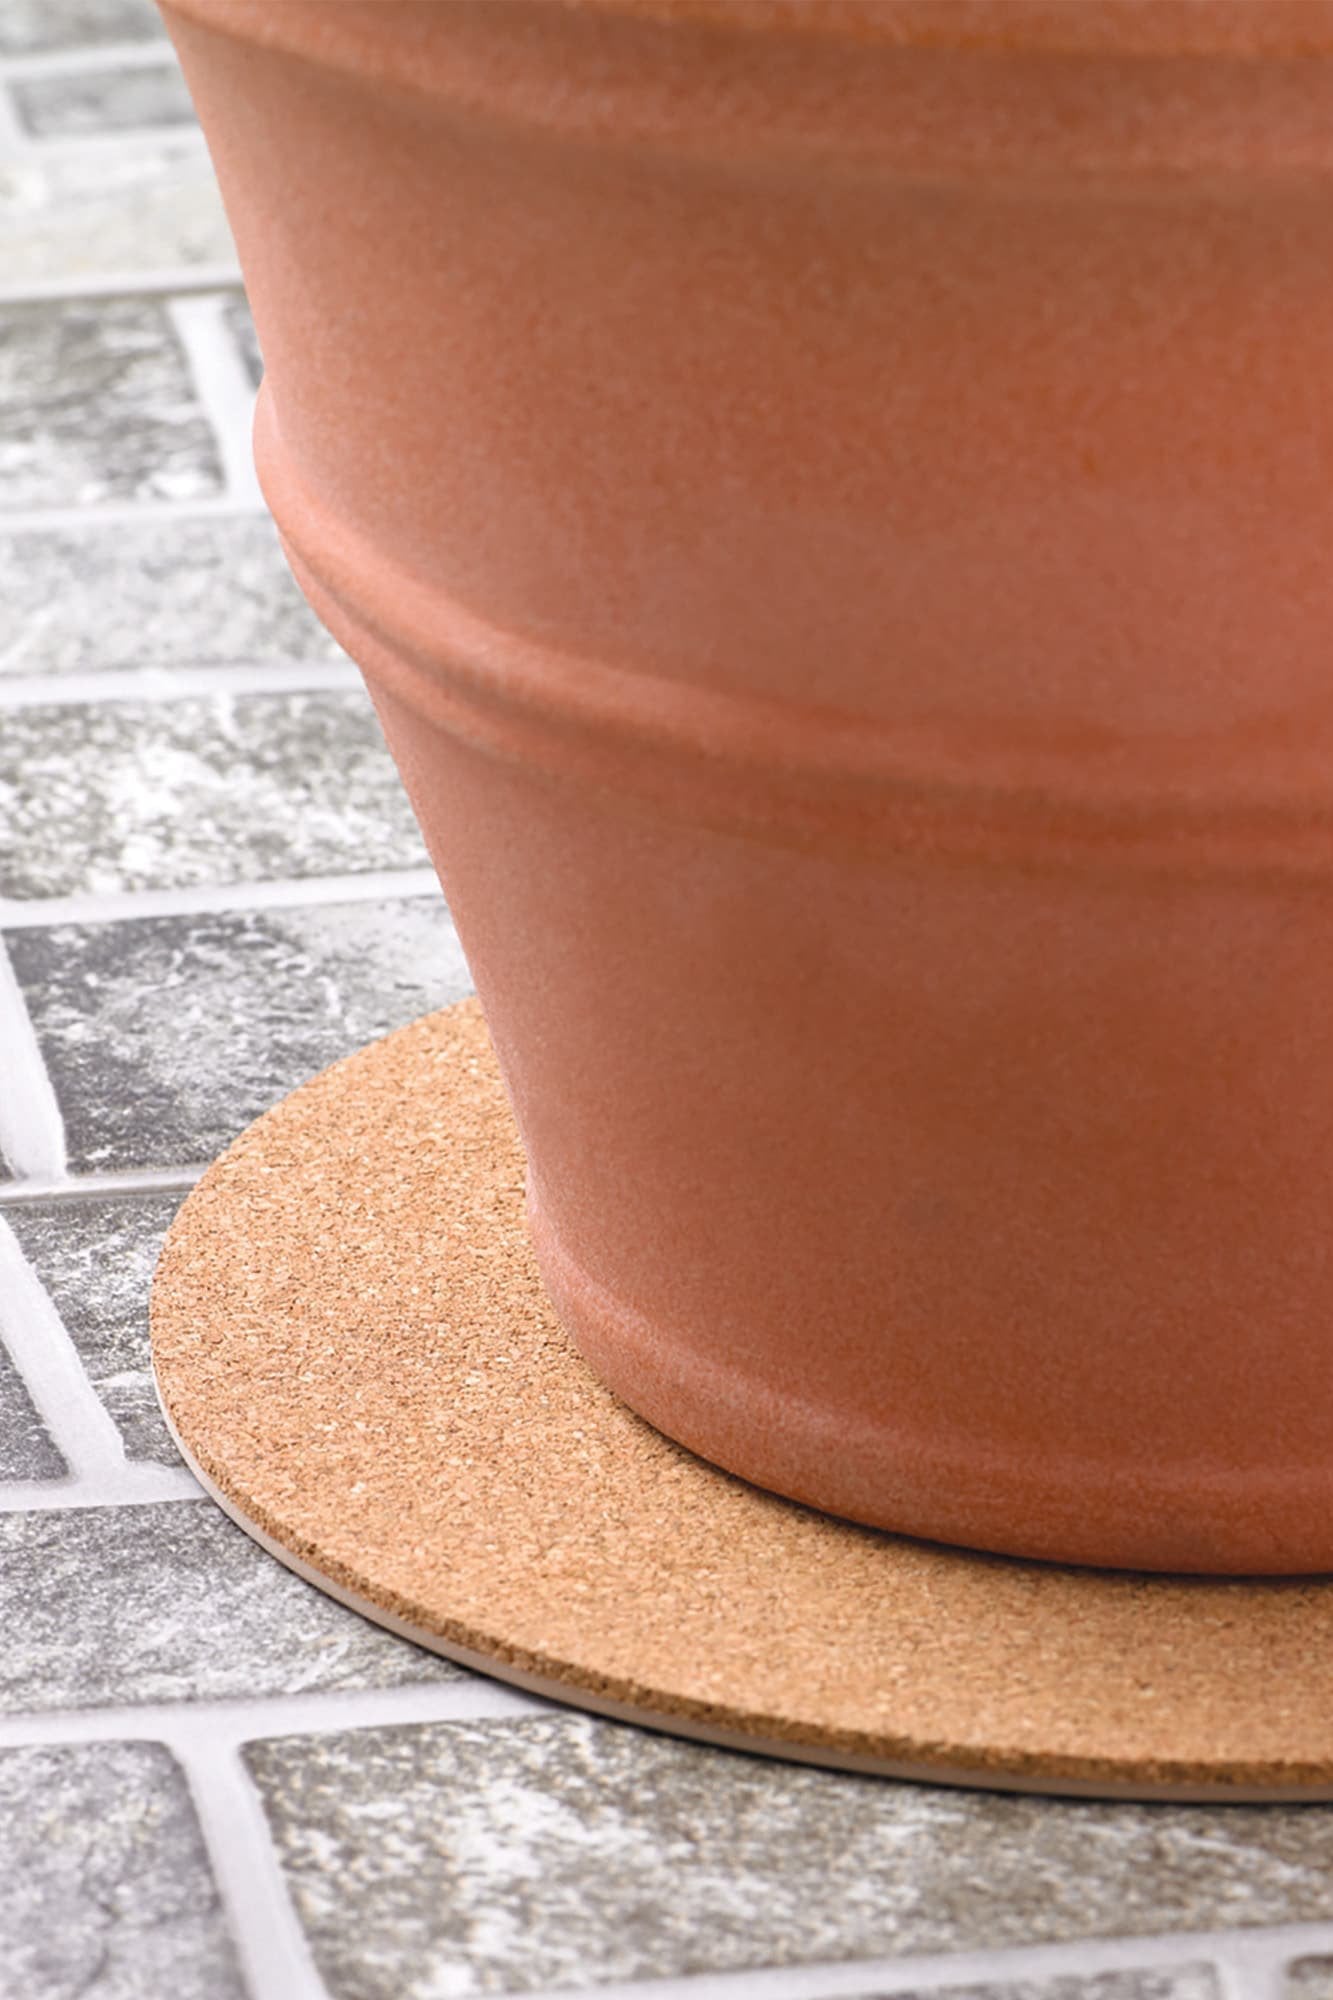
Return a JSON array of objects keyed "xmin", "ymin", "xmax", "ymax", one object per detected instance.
[
  {"xmin": 160, "ymin": 0, "xmax": 1333, "ymax": 186},
  {"xmin": 551, "ymin": 0, "xmax": 1333, "ymax": 58},
  {"xmin": 161, "ymin": 0, "xmax": 1333, "ymax": 62}
]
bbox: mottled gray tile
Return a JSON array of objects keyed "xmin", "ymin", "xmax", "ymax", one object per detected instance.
[
  {"xmin": 0, "ymin": 515, "xmax": 336, "ymax": 676},
  {"xmin": 0, "ymin": 296, "xmax": 223, "ymax": 509},
  {"xmin": 0, "ymin": 0, "xmax": 165, "ymax": 56},
  {"xmin": 0, "ymin": 1501, "xmax": 461, "ymax": 1713},
  {"xmin": 0, "ymin": 1338, "xmax": 66, "ymax": 1480},
  {"xmin": 0, "ymin": 687, "xmax": 426, "ymax": 899},
  {"xmin": 245, "ymin": 1712, "xmax": 1333, "ymax": 1999},
  {"xmin": 0, "ymin": 143, "xmax": 233, "ymax": 285},
  {"xmin": 872, "ymin": 1970, "xmax": 1221, "ymax": 2000},
  {"xmin": 0, "ymin": 1741, "xmax": 242, "ymax": 1999},
  {"xmin": 10, "ymin": 895, "xmax": 470, "ymax": 1172},
  {"xmin": 223, "ymin": 293, "xmax": 261, "ymax": 387},
  {"xmin": 13, "ymin": 63, "xmax": 195, "ymax": 139},
  {"xmin": 8, "ymin": 1193, "xmax": 185, "ymax": 1464},
  {"xmin": 1288, "ymin": 1962, "xmax": 1333, "ymax": 2000}
]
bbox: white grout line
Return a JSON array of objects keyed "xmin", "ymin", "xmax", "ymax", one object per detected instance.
[
  {"xmin": 0, "ymin": 1592, "xmax": 1318, "ymax": 2000},
  {"xmin": 0, "ymin": 658, "xmax": 359, "ymax": 709},
  {"xmin": 0, "ymin": 1678, "xmax": 541, "ymax": 1751},
  {"xmin": 0, "ymin": 1676, "xmax": 1327, "ymax": 1984},
  {"xmin": 524, "ymin": 1936, "xmax": 1330, "ymax": 2000},
  {"xmin": 182, "ymin": 1743, "xmax": 331, "ymax": 2000},
  {"xmin": 167, "ymin": 291, "xmax": 262, "ymax": 504},
  {"xmin": 503, "ymin": 1933, "xmax": 1333, "ymax": 2000},
  {"xmin": 0, "ymin": 1686, "xmax": 531, "ymax": 2000},
  {"xmin": 0, "ymin": 866, "xmax": 443, "ymax": 931},
  {"xmin": 0, "ymin": 1462, "xmax": 201, "ymax": 1512},
  {"xmin": 1213, "ymin": 1953, "xmax": 1254, "ymax": 2000},
  {"xmin": 0, "ymin": 939, "xmax": 66, "ymax": 1179},
  {"xmin": 0, "ymin": 42, "xmax": 177, "ymax": 80},
  {"xmin": 0, "ymin": 1214, "xmax": 136, "ymax": 1480},
  {"xmin": 0, "ymin": 1163, "xmax": 206, "ymax": 1205},
  {"xmin": 0, "ymin": 258, "xmax": 236, "ymax": 307},
  {"xmin": 1221, "ymin": 1936, "xmax": 1294, "ymax": 2000},
  {"xmin": 0, "ymin": 495, "xmax": 268, "ymax": 531},
  {"xmin": 0, "ymin": 1672, "xmax": 1326, "ymax": 1999}
]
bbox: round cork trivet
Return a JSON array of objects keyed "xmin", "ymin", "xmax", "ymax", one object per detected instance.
[{"xmin": 151, "ymin": 997, "xmax": 1333, "ymax": 1802}]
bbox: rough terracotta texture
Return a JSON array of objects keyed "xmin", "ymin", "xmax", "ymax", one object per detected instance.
[{"xmin": 161, "ymin": 0, "xmax": 1333, "ymax": 1572}]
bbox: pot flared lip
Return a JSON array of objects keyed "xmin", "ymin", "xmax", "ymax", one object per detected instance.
[
  {"xmin": 554, "ymin": 0, "xmax": 1333, "ymax": 58},
  {"xmin": 160, "ymin": 0, "xmax": 1333, "ymax": 61},
  {"xmin": 159, "ymin": 0, "xmax": 1333, "ymax": 182}
]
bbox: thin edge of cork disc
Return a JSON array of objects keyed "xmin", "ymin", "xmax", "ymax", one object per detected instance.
[{"xmin": 150, "ymin": 997, "xmax": 1333, "ymax": 1803}]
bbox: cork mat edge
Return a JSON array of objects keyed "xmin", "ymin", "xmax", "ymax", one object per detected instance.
[
  {"xmin": 154, "ymin": 1394, "xmax": 1333, "ymax": 1804},
  {"xmin": 150, "ymin": 998, "xmax": 1333, "ymax": 1805}
]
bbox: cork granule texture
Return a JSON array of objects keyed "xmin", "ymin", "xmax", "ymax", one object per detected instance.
[{"xmin": 151, "ymin": 998, "xmax": 1333, "ymax": 1799}]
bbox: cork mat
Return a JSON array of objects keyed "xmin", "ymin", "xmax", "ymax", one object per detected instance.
[{"xmin": 151, "ymin": 998, "xmax": 1333, "ymax": 1802}]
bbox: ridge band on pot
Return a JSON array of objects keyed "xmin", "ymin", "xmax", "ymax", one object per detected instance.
[{"xmin": 258, "ymin": 396, "xmax": 1333, "ymax": 882}]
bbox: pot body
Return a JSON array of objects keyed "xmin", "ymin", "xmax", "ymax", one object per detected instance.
[{"xmin": 163, "ymin": 0, "xmax": 1333, "ymax": 1571}]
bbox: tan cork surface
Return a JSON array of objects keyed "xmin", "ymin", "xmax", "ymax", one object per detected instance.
[{"xmin": 151, "ymin": 998, "xmax": 1333, "ymax": 1801}]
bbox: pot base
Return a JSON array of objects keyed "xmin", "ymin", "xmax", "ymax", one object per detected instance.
[{"xmin": 151, "ymin": 998, "xmax": 1333, "ymax": 1801}]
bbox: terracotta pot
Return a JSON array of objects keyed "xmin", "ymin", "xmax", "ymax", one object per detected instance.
[{"xmin": 161, "ymin": 0, "xmax": 1333, "ymax": 1574}]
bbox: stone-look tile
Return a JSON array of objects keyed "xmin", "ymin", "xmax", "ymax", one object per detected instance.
[
  {"xmin": 0, "ymin": 297, "xmax": 224, "ymax": 510},
  {"xmin": 0, "ymin": 0, "xmax": 165, "ymax": 56},
  {"xmin": 1288, "ymin": 1962, "xmax": 1333, "ymax": 2000},
  {"xmin": 0, "ymin": 1340, "xmax": 66, "ymax": 1480},
  {"xmin": 244, "ymin": 1712, "xmax": 1333, "ymax": 1999},
  {"xmin": 0, "ymin": 1740, "xmax": 243, "ymax": 2000},
  {"xmin": 0, "ymin": 516, "xmax": 337, "ymax": 676},
  {"xmin": 0, "ymin": 1501, "xmax": 461, "ymax": 1713},
  {"xmin": 0, "ymin": 145, "xmax": 234, "ymax": 285},
  {"xmin": 0, "ymin": 688, "xmax": 426, "ymax": 900},
  {"xmin": 9, "ymin": 895, "xmax": 470, "ymax": 1172},
  {"xmin": 872, "ymin": 1970, "xmax": 1221, "ymax": 2000},
  {"xmin": 13, "ymin": 64, "xmax": 196, "ymax": 140},
  {"xmin": 223, "ymin": 293, "xmax": 262, "ymax": 388},
  {"xmin": 8, "ymin": 1193, "xmax": 185, "ymax": 1465}
]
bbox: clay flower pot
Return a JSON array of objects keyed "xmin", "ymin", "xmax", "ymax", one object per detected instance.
[{"xmin": 160, "ymin": 0, "xmax": 1333, "ymax": 1575}]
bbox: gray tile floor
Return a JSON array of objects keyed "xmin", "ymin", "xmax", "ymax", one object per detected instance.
[{"xmin": 2, "ymin": 8, "xmax": 1333, "ymax": 2000}]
